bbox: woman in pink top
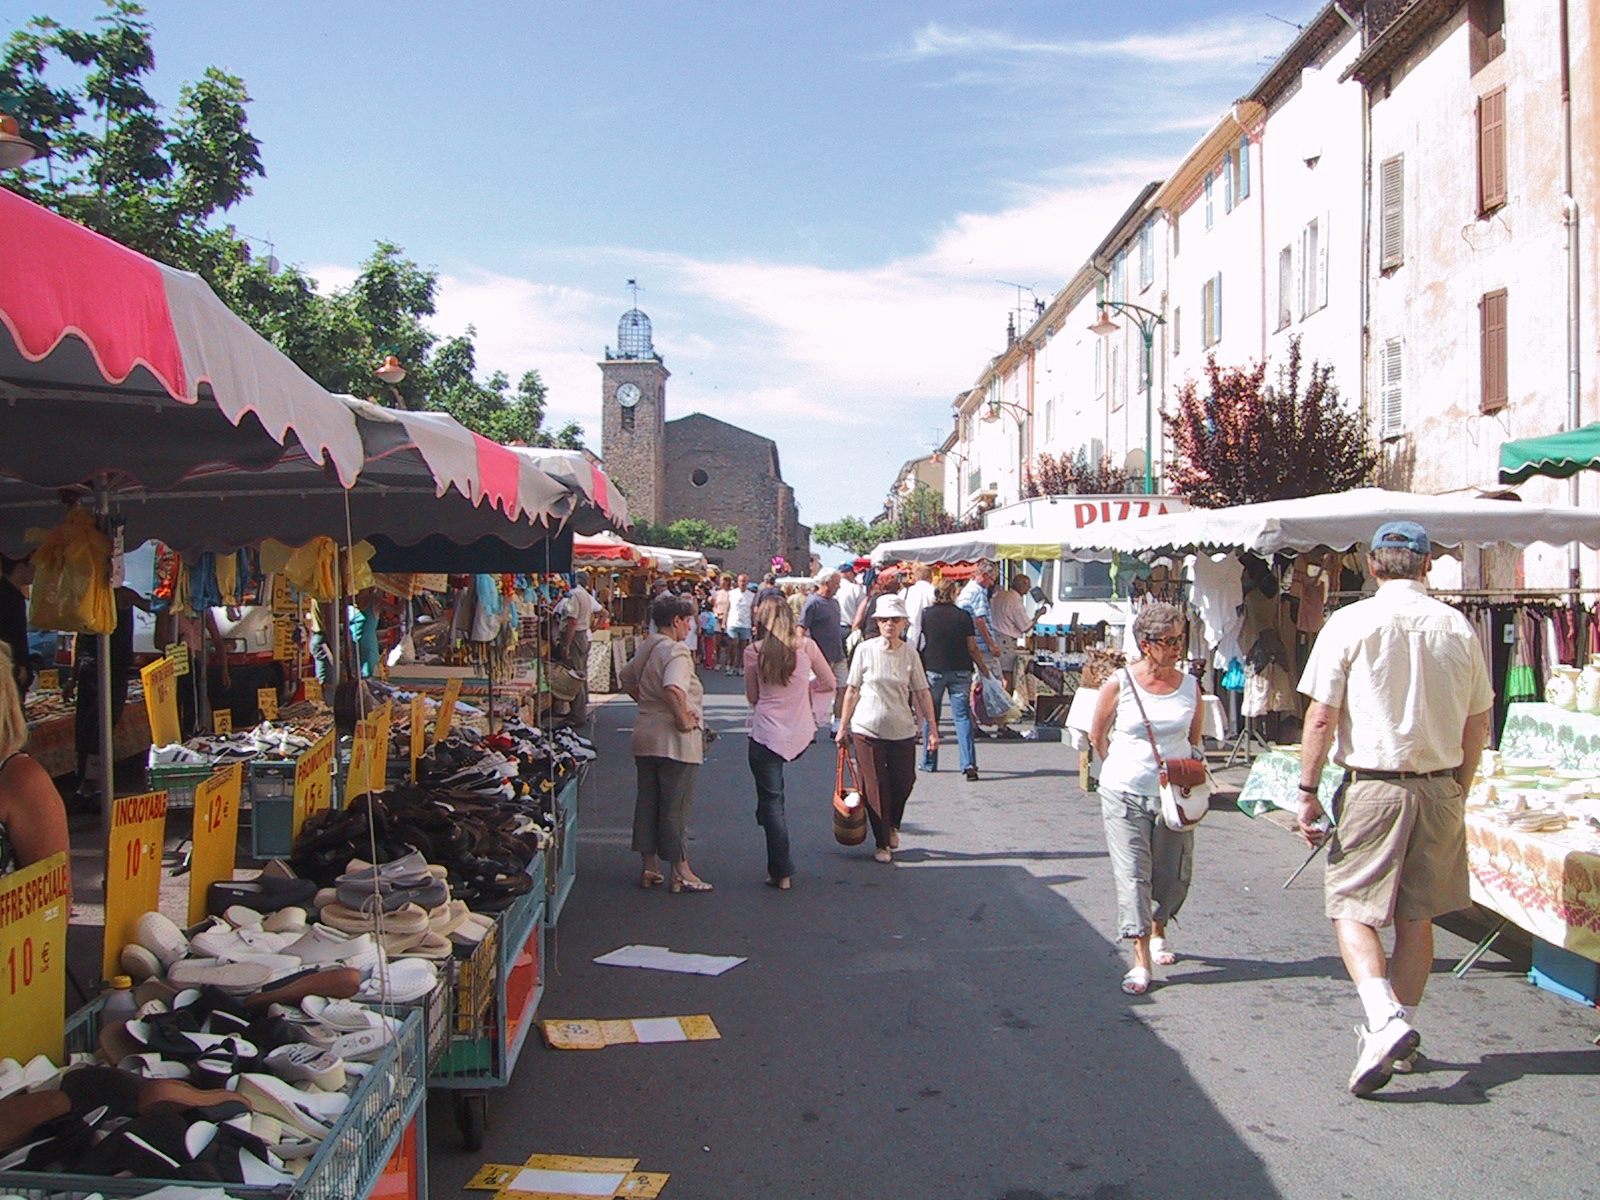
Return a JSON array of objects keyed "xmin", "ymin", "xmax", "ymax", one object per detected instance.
[{"xmin": 744, "ymin": 596, "xmax": 835, "ymax": 889}]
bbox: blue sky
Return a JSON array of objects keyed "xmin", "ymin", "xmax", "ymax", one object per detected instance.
[{"xmin": 15, "ymin": 0, "xmax": 1320, "ymax": 543}]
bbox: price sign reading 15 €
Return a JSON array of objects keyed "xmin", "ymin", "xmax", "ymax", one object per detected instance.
[
  {"xmin": 104, "ymin": 791, "xmax": 168, "ymax": 979},
  {"xmin": 0, "ymin": 852, "xmax": 68, "ymax": 1066}
]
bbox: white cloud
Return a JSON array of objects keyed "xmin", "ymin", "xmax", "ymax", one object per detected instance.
[{"xmin": 892, "ymin": 19, "xmax": 1292, "ymax": 69}]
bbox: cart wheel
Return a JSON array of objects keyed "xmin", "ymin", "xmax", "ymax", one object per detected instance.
[{"xmin": 456, "ymin": 1092, "xmax": 487, "ymax": 1151}]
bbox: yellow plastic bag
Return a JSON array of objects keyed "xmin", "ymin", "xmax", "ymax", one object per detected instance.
[{"xmin": 28, "ymin": 510, "xmax": 115, "ymax": 633}]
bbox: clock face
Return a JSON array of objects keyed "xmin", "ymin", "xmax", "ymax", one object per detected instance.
[{"xmin": 616, "ymin": 383, "xmax": 642, "ymax": 408}]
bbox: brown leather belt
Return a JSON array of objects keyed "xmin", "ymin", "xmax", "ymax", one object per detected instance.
[{"xmin": 1344, "ymin": 768, "xmax": 1455, "ymax": 782}]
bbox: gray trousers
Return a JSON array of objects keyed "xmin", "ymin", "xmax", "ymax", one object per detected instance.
[
  {"xmin": 632, "ymin": 756, "xmax": 699, "ymax": 863},
  {"xmin": 1099, "ymin": 788, "xmax": 1194, "ymax": 940}
]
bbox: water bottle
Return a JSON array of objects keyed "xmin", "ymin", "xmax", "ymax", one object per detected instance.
[{"xmin": 102, "ymin": 974, "xmax": 137, "ymax": 1025}]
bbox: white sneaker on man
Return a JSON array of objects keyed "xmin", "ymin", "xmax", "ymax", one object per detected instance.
[{"xmin": 1347, "ymin": 1015, "xmax": 1420, "ymax": 1097}]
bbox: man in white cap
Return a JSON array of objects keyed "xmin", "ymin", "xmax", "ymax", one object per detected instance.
[{"xmin": 1295, "ymin": 520, "xmax": 1492, "ymax": 1097}]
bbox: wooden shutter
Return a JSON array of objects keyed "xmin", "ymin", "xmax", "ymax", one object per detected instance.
[
  {"xmin": 1237, "ymin": 135, "xmax": 1250, "ymax": 200},
  {"xmin": 1211, "ymin": 273, "xmax": 1223, "ymax": 345},
  {"xmin": 1316, "ymin": 212, "xmax": 1330, "ymax": 310},
  {"xmin": 1379, "ymin": 155, "xmax": 1404, "ymax": 269},
  {"xmin": 1380, "ymin": 339, "xmax": 1404, "ymax": 436},
  {"xmin": 1478, "ymin": 87, "xmax": 1507, "ymax": 213},
  {"xmin": 1224, "ymin": 154, "xmax": 1234, "ymax": 213},
  {"xmin": 1171, "ymin": 306, "xmax": 1181, "ymax": 355},
  {"xmin": 1480, "ymin": 289, "xmax": 1509, "ymax": 412},
  {"xmin": 1277, "ymin": 245, "xmax": 1293, "ymax": 330}
]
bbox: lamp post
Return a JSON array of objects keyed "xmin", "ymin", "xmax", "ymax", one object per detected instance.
[{"xmin": 1089, "ymin": 300, "xmax": 1165, "ymax": 496}]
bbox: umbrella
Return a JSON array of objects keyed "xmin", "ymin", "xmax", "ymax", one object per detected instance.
[{"xmin": 1497, "ymin": 424, "xmax": 1600, "ymax": 484}]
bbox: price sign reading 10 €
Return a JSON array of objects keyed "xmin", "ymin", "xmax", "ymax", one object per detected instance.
[
  {"xmin": 103, "ymin": 791, "xmax": 168, "ymax": 979},
  {"xmin": 0, "ymin": 852, "xmax": 69, "ymax": 1066}
]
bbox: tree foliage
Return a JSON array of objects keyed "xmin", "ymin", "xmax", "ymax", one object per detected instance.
[
  {"xmin": 631, "ymin": 519, "xmax": 739, "ymax": 552},
  {"xmin": 1021, "ymin": 450, "xmax": 1132, "ymax": 497},
  {"xmin": 814, "ymin": 484, "xmax": 981, "ymax": 557},
  {"xmin": 0, "ymin": 2, "xmax": 582, "ymax": 448},
  {"xmin": 1164, "ymin": 337, "xmax": 1376, "ymax": 509}
]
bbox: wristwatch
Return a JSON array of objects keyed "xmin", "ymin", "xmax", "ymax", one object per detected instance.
[{"xmin": 1297, "ymin": 783, "xmax": 1320, "ymax": 795}]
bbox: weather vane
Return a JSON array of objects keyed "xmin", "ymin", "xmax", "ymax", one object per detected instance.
[{"xmin": 627, "ymin": 278, "xmax": 642, "ymax": 307}]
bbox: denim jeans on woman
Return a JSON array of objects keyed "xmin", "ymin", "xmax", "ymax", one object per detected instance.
[
  {"xmin": 747, "ymin": 739, "xmax": 797, "ymax": 880},
  {"xmin": 1099, "ymin": 788, "xmax": 1193, "ymax": 939},
  {"xmin": 921, "ymin": 669, "xmax": 976, "ymax": 772}
]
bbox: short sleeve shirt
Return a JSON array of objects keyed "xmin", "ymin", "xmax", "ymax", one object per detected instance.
[
  {"xmin": 621, "ymin": 635, "xmax": 704, "ymax": 763},
  {"xmin": 1298, "ymin": 580, "xmax": 1493, "ymax": 773},
  {"xmin": 847, "ymin": 637, "xmax": 929, "ymax": 741},
  {"xmin": 958, "ymin": 580, "xmax": 994, "ymax": 652},
  {"xmin": 800, "ymin": 593, "xmax": 845, "ymax": 662}
]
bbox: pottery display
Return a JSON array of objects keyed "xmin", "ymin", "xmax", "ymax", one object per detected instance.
[
  {"xmin": 1579, "ymin": 657, "xmax": 1600, "ymax": 714},
  {"xmin": 1547, "ymin": 664, "xmax": 1581, "ymax": 711}
]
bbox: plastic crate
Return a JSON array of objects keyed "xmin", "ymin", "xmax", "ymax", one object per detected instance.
[
  {"xmin": 1530, "ymin": 939, "xmax": 1600, "ymax": 1005},
  {"xmin": 546, "ymin": 776, "xmax": 579, "ymax": 927},
  {"xmin": 146, "ymin": 761, "xmax": 227, "ymax": 810},
  {"xmin": 249, "ymin": 759, "xmax": 299, "ymax": 858},
  {"xmin": 0, "ymin": 998, "xmax": 426, "ymax": 1199}
]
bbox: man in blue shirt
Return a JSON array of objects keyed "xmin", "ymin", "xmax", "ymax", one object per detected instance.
[{"xmin": 958, "ymin": 561, "xmax": 1013, "ymax": 738}]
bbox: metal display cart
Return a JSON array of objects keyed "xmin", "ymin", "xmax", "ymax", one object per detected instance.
[
  {"xmin": 546, "ymin": 774, "xmax": 580, "ymax": 927},
  {"xmin": 429, "ymin": 848, "xmax": 549, "ymax": 1150},
  {"xmin": 0, "ymin": 999, "xmax": 430, "ymax": 1200}
]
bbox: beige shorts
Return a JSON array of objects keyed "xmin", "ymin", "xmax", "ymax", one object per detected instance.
[
  {"xmin": 1324, "ymin": 775, "xmax": 1469, "ymax": 927},
  {"xmin": 998, "ymin": 645, "xmax": 1019, "ymax": 674}
]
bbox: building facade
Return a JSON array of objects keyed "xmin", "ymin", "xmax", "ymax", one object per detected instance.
[{"xmin": 598, "ymin": 306, "xmax": 810, "ymax": 578}]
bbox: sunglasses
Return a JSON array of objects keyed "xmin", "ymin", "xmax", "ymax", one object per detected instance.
[{"xmin": 1144, "ymin": 635, "xmax": 1186, "ymax": 648}]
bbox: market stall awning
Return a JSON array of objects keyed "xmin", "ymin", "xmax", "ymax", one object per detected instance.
[
  {"xmin": 573, "ymin": 532, "xmax": 637, "ymax": 564},
  {"xmin": 1091, "ymin": 488, "xmax": 1600, "ymax": 556},
  {"xmin": 1498, "ymin": 424, "xmax": 1600, "ymax": 484},
  {"xmin": 871, "ymin": 525, "xmax": 1112, "ymax": 566},
  {"xmin": 512, "ymin": 448, "xmax": 631, "ymax": 533}
]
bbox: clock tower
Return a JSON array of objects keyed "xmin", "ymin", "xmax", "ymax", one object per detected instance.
[{"xmin": 599, "ymin": 303, "xmax": 670, "ymax": 526}]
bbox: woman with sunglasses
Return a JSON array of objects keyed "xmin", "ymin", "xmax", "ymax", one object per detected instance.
[
  {"xmin": 1089, "ymin": 603, "xmax": 1204, "ymax": 995},
  {"xmin": 620, "ymin": 592, "xmax": 712, "ymax": 893}
]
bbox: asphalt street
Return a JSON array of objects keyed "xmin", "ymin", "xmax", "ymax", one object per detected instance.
[{"xmin": 427, "ymin": 671, "xmax": 1600, "ymax": 1200}]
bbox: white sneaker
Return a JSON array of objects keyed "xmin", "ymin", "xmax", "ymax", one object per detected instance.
[
  {"xmin": 136, "ymin": 912, "xmax": 190, "ymax": 969},
  {"xmin": 1348, "ymin": 1016, "xmax": 1420, "ymax": 1097},
  {"xmin": 263, "ymin": 1043, "xmax": 346, "ymax": 1091}
]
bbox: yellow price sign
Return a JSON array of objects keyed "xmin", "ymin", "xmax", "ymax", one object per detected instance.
[
  {"xmin": 212, "ymin": 709, "xmax": 233, "ymax": 734},
  {"xmin": 292, "ymin": 729, "xmax": 337, "ymax": 839},
  {"xmin": 36, "ymin": 669, "xmax": 59, "ymax": 692},
  {"xmin": 257, "ymin": 688, "xmax": 279, "ymax": 721},
  {"xmin": 436, "ymin": 677, "xmax": 462, "ymax": 743},
  {"xmin": 372, "ymin": 701, "xmax": 393, "ymax": 792},
  {"xmin": 162, "ymin": 642, "xmax": 191, "ymax": 677},
  {"xmin": 0, "ymin": 852, "xmax": 69, "ymax": 1066},
  {"xmin": 271, "ymin": 620, "xmax": 295, "ymax": 663},
  {"xmin": 409, "ymin": 693, "xmax": 425, "ymax": 782},
  {"xmin": 344, "ymin": 718, "xmax": 382, "ymax": 800},
  {"xmin": 303, "ymin": 679, "xmax": 324, "ymax": 706},
  {"xmin": 103, "ymin": 791, "xmax": 168, "ymax": 979},
  {"xmin": 270, "ymin": 575, "xmax": 293, "ymax": 615},
  {"xmin": 188, "ymin": 765, "xmax": 242, "ymax": 925},
  {"xmin": 139, "ymin": 657, "xmax": 181, "ymax": 747}
]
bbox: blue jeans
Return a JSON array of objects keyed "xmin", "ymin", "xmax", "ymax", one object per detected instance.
[
  {"xmin": 922, "ymin": 669, "xmax": 976, "ymax": 772},
  {"xmin": 747, "ymin": 739, "xmax": 797, "ymax": 880}
]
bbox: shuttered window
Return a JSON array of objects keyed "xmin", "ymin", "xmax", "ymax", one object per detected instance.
[
  {"xmin": 1171, "ymin": 306, "xmax": 1181, "ymax": 356},
  {"xmin": 1480, "ymin": 289, "xmax": 1509, "ymax": 412},
  {"xmin": 1202, "ymin": 274, "xmax": 1223, "ymax": 348},
  {"xmin": 1379, "ymin": 155, "xmax": 1405, "ymax": 270},
  {"xmin": 1478, "ymin": 87, "xmax": 1507, "ymax": 214},
  {"xmin": 1277, "ymin": 245, "xmax": 1293, "ymax": 331},
  {"xmin": 1379, "ymin": 338, "xmax": 1404, "ymax": 436}
]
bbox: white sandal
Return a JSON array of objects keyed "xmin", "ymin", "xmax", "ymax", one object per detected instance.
[
  {"xmin": 1151, "ymin": 936, "xmax": 1177, "ymax": 967},
  {"xmin": 1121, "ymin": 966, "xmax": 1152, "ymax": 995}
]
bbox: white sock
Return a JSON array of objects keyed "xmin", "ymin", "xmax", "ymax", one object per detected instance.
[
  {"xmin": 1357, "ymin": 978, "xmax": 1403, "ymax": 1030},
  {"xmin": 1397, "ymin": 1002, "xmax": 1416, "ymax": 1026}
]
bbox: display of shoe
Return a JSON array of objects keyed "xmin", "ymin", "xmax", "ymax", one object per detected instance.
[
  {"xmin": 263, "ymin": 1044, "xmax": 346, "ymax": 1091},
  {"xmin": 1348, "ymin": 1016, "xmax": 1420, "ymax": 1097},
  {"xmin": 135, "ymin": 912, "xmax": 190, "ymax": 970}
]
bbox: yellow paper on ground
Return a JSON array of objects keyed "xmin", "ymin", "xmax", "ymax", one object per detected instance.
[
  {"xmin": 436, "ymin": 677, "xmax": 462, "ymax": 741},
  {"xmin": 518, "ymin": 1157, "xmax": 640, "ymax": 1174},
  {"xmin": 103, "ymin": 791, "xmax": 168, "ymax": 978},
  {"xmin": 465, "ymin": 1164, "xmax": 523, "ymax": 1191},
  {"xmin": 293, "ymin": 728, "xmax": 336, "ymax": 837},
  {"xmin": 188, "ymin": 765, "xmax": 242, "ymax": 925},
  {"xmin": 140, "ymin": 657, "xmax": 180, "ymax": 746},
  {"xmin": 0, "ymin": 852, "xmax": 69, "ymax": 1065},
  {"xmin": 541, "ymin": 1015, "xmax": 719, "ymax": 1050},
  {"xmin": 616, "ymin": 1174, "xmax": 669, "ymax": 1198}
]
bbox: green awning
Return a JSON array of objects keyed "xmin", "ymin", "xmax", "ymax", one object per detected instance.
[{"xmin": 1498, "ymin": 423, "xmax": 1600, "ymax": 484}]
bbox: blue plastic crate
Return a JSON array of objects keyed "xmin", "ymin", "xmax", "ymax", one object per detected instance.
[{"xmin": 1529, "ymin": 939, "xmax": 1600, "ymax": 1006}]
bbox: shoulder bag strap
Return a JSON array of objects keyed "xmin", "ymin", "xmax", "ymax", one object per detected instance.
[{"xmin": 1122, "ymin": 667, "xmax": 1170, "ymax": 781}]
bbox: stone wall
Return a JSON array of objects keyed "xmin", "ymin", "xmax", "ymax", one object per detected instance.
[
  {"xmin": 663, "ymin": 413, "xmax": 803, "ymax": 578},
  {"xmin": 598, "ymin": 359, "xmax": 669, "ymax": 526}
]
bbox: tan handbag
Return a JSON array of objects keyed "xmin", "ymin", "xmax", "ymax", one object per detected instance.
[
  {"xmin": 832, "ymin": 743, "xmax": 867, "ymax": 845},
  {"xmin": 1123, "ymin": 669, "xmax": 1211, "ymax": 830}
]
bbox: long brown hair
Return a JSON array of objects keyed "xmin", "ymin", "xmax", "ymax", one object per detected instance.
[{"xmin": 753, "ymin": 596, "xmax": 800, "ymax": 686}]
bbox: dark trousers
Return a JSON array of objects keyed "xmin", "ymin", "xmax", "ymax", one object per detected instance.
[
  {"xmin": 854, "ymin": 735, "xmax": 917, "ymax": 849},
  {"xmin": 631, "ymin": 756, "xmax": 699, "ymax": 864},
  {"xmin": 747, "ymin": 739, "xmax": 797, "ymax": 880}
]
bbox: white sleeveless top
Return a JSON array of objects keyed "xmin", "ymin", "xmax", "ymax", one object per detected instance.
[{"xmin": 1097, "ymin": 670, "xmax": 1199, "ymax": 797}]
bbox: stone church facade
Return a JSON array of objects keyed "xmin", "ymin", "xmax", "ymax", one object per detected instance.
[{"xmin": 599, "ymin": 306, "xmax": 810, "ymax": 578}]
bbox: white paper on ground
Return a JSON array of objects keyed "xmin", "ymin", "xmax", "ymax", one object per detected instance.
[
  {"xmin": 592, "ymin": 944, "xmax": 747, "ymax": 976},
  {"xmin": 630, "ymin": 1017, "xmax": 690, "ymax": 1043},
  {"xmin": 508, "ymin": 1167, "xmax": 629, "ymax": 1196}
]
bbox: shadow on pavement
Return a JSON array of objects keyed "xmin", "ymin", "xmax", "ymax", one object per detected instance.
[{"xmin": 1371, "ymin": 1048, "xmax": 1600, "ymax": 1106}]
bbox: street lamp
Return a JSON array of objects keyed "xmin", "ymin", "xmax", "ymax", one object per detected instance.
[
  {"xmin": 0, "ymin": 116, "xmax": 43, "ymax": 170},
  {"xmin": 1089, "ymin": 300, "xmax": 1166, "ymax": 496}
]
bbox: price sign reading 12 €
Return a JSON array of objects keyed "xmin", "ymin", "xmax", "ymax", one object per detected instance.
[
  {"xmin": 0, "ymin": 852, "xmax": 68, "ymax": 1066},
  {"xmin": 103, "ymin": 791, "xmax": 168, "ymax": 978},
  {"xmin": 292, "ymin": 729, "xmax": 336, "ymax": 839},
  {"xmin": 188, "ymin": 765, "xmax": 242, "ymax": 925},
  {"xmin": 436, "ymin": 677, "xmax": 463, "ymax": 743}
]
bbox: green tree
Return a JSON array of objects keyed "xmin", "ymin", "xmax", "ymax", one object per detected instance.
[
  {"xmin": 2, "ymin": 3, "xmax": 584, "ymax": 449},
  {"xmin": 632, "ymin": 519, "xmax": 739, "ymax": 551},
  {"xmin": 815, "ymin": 486, "xmax": 978, "ymax": 556}
]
